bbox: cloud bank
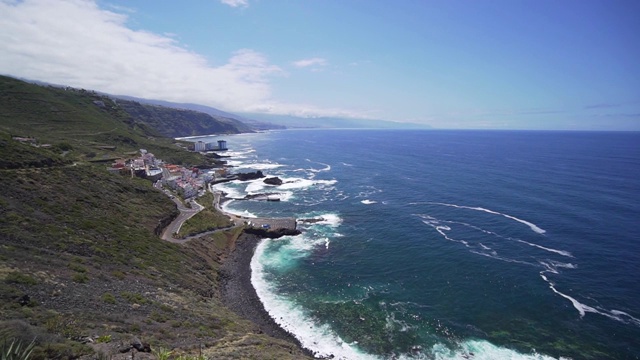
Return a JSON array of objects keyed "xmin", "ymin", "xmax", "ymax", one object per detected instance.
[{"xmin": 0, "ymin": 0, "xmax": 367, "ymax": 118}]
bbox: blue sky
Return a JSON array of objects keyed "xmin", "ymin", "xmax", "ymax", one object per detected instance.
[{"xmin": 1, "ymin": 0, "xmax": 639, "ymax": 130}]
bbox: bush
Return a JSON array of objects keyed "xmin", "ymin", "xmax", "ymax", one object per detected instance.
[
  {"xmin": 120, "ymin": 292, "xmax": 148, "ymax": 305},
  {"xmin": 0, "ymin": 338, "xmax": 35, "ymax": 360},
  {"xmin": 55, "ymin": 142, "xmax": 73, "ymax": 151},
  {"xmin": 4, "ymin": 273, "xmax": 37, "ymax": 286},
  {"xmin": 101, "ymin": 293, "xmax": 116, "ymax": 304},
  {"xmin": 72, "ymin": 273, "xmax": 88, "ymax": 283}
]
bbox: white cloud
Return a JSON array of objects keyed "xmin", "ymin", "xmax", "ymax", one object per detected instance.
[
  {"xmin": 0, "ymin": 0, "xmax": 370, "ymax": 119},
  {"xmin": 220, "ymin": 0, "xmax": 248, "ymax": 8},
  {"xmin": 292, "ymin": 57, "xmax": 328, "ymax": 68}
]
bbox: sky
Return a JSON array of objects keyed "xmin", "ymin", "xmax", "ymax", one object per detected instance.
[{"xmin": 1, "ymin": 0, "xmax": 639, "ymax": 130}]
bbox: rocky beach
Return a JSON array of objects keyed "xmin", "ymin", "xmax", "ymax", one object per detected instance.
[{"xmin": 219, "ymin": 233, "xmax": 314, "ymax": 358}]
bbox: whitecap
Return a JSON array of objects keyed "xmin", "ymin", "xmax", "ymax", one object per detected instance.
[
  {"xmin": 516, "ymin": 239, "xmax": 573, "ymax": 257},
  {"xmin": 361, "ymin": 199, "xmax": 377, "ymax": 205},
  {"xmin": 540, "ymin": 271, "xmax": 640, "ymax": 326},
  {"xmin": 426, "ymin": 339, "xmax": 562, "ymax": 360},
  {"xmin": 425, "ymin": 202, "xmax": 546, "ymax": 234},
  {"xmin": 244, "ymin": 179, "xmax": 267, "ymax": 193}
]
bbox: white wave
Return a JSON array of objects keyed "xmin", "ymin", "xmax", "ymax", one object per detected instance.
[
  {"xmin": 422, "ymin": 221, "xmax": 468, "ymax": 246},
  {"xmin": 306, "ymin": 159, "xmax": 331, "ymax": 172},
  {"xmin": 445, "ymin": 219, "xmax": 571, "ymax": 257},
  {"xmin": 219, "ymin": 200, "xmax": 257, "ymax": 218},
  {"xmin": 540, "ymin": 272, "xmax": 640, "ymax": 326},
  {"xmin": 426, "ymin": 202, "xmax": 546, "ymax": 234},
  {"xmin": 235, "ymin": 162, "xmax": 284, "ymax": 171},
  {"xmin": 425, "ymin": 339, "xmax": 563, "ymax": 360},
  {"xmin": 516, "ymin": 239, "xmax": 573, "ymax": 257},
  {"xmin": 252, "ymin": 238, "xmax": 376, "ymax": 360},
  {"xmin": 211, "ymin": 182, "xmax": 244, "ymax": 198},
  {"xmin": 225, "ymin": 149, "xmax": 256, "ymax": 157},
  {"xmin": 361, "ymin": 199, "xmax": 377, "ymax": 205},
  {"xmin": 245, "ymin": 179, "xmax": 267, "ymax": 193},
  {"xmin": 278, "ymin": 177, "xmax": 337, "ymax": 190},
  {"xmin": 278, "ymin": 191, "xmax": 294, "ymax": 202},
  {"xmin": 341, "ymin": 162, "xmax": 353, "ymax": 167},
  {"xmin": 316, "ymin": 213, "xmax": 343, "ymax": 227},
  {"xmin": 225, "ymin": 160, "xmax": 244, "ymax": 166},
  {"xmin": 471, "ymin": 251, "xmax": 537, "ymax": 266}
]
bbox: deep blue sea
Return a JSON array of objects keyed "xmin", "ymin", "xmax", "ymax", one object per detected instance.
[{"xmin": 200, "ymin": 130, "xmax": 640, "ymax": 359}]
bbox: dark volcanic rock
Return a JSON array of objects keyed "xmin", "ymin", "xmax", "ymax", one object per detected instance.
[
  {"xmin": 299, "ymin": 217, "xmax": 325, "ymax": 224},
  {"xmin": 244, "ymin": 227, "xmax": 301, "ymax": 239},
  {"xmin": 263, "ymin": 177, "xmax": 283, "ymax": 186},
  {"xmin": 236, "ymin": 171, "xmax": 265, "ymax": 181}
]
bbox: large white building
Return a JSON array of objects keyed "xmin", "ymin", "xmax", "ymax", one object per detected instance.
[{"xmin": 193, "ymin": 139, "xmax": 228, "ymax": 152}]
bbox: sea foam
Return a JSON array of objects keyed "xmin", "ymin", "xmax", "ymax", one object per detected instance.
[{"xmin": 424, "ymin": 202, "xmax": 546, "ymax": 234}]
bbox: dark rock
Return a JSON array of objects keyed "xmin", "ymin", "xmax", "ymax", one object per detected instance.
[
  {"xmin": 18, "ymin": 294, "xmax": 30, "ymax": 306},
  {"xmin": 236, "ymin": 171, "xmax": 265, "ymax": 181},
  {"xmin": 130, "ymin": 337, "xmax": 151, "ymax": 352},
  {"xmin": 244, "ymin": 227, "xmax": 301, "ymax": 239},
  {"xmin": 263, "ymin": 177, "xmax": 283, "ymax": 186},
  {"xmin": 299, "ymin": 218, "xmax": 325, "ymax": 224}
]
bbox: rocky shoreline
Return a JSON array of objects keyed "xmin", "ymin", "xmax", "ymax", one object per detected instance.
[{"xmin": 219, "ymin": 233, "xmax": 316, "ymax": 358}]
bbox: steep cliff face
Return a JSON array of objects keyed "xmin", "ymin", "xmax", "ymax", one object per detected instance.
[{"xmin": 118, "ymin": 100, "xmax": 250, "ymax": 137}]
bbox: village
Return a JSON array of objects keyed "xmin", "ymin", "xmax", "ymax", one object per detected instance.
[{"xmin": 107, "ymin": 139, "xmax": 230, "ymax": 200}]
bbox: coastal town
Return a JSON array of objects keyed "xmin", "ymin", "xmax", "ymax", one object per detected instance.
[
  {"xmin": 106, "ymin": 139, "xmax": 230, "ymax": 200},
  {"xmin": 102, "ymin": 138, "xmax": 299, "ymax": 240}
]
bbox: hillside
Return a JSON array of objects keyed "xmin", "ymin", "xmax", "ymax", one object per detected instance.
[
  {"xmin": 0, "ymin": 76, "xmax": 310, "ymax": 359},
  {"xmin": 115, "ymin": 100, "xmax": 251, "ymax": 138},
  {"xmin": 113, "ymin": 96, "xmax": 284, "ymax": 132}
]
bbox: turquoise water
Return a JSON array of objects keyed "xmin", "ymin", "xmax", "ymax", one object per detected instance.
[{"xmin": 205, "ymin": 130, "xmax": 640, "ymax": 359}]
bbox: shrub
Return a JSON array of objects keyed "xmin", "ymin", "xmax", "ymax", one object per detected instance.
[
  {"xmin": 72, "ymin": 273, "xmax": 88, "ymax": 283},
  {"xmin": 101, "ymin": 293, "xmax": 116, "ymax": 304},
  {"xmin": 95, "ymin": 335, "xmax": 111, "ymax": 344},
  {"xmin": 151, "ymin": 347, "xmax": 172, "ymax": 360},
  {"xmin": 67, "ymin": 263, "xmax": 86, "ymax": 273},
  {"xmin": 4, "ymin": 273, "xmax": 37, "ymax": 286},
  {"xmin": 0, "ymin": 338, "xmax": 35, "ymax": 360},
  {"xmin": 120, "ymin": 292, "xmax": 148, "ymax": 305}
]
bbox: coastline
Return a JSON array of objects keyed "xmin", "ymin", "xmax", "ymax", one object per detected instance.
[{"xmin": 219, "ymin": 232, "xmax": 315, "ymax": 358}]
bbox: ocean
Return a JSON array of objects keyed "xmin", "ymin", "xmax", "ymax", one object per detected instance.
[{"xmin": 203, "ymin": 129, "xmax": 640, "ymax": 359}]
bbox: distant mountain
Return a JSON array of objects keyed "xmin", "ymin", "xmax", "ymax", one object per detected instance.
[
  {"xmin": 115, "ymin": 99, "xmax": 249, "ymax": 138},
  {"xmin": 114, "ymin": 96, "xmax": 285, "ymax": 131},
  {"xmin": 240, "ymin": 113, "xmax": 432, "ymax": 130}
]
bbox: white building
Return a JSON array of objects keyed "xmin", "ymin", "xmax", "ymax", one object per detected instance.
[{"xmin": 194, "ymin": 141, "xmax": 206, "ymax": 152}]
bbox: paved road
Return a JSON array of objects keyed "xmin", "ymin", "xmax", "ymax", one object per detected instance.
[
  {"xmin": 160, "ymin": 188, "xmax": 297, "ymax": 244},
  {"xmin": 160, "ymin": 196, "xmax": 204, "ymax": 243}
]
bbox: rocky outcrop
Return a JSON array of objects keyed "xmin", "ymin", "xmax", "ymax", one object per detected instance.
[
  {"xmin": 298, "ymin": 217, "xmax": 325, "ymax": 224},
  {"xmin": 236, "ymin": 170, "xmax": 265, "ymax": 181},
  {"xmin": 263, "ymin": 177, "xmax": 283, "ymax": 186},
  {"xmin": 244, "ymin": 227, "xmax": 301, "ymax": 239}
]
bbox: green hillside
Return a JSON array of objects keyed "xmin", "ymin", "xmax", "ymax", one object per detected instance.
[
  {"xmin": 116, "ymin": 100, "xmax": 251, "ymax": 138},
  {"xmin": 0, "ymin": 76, "xmax": 309, "ymax": 359}
]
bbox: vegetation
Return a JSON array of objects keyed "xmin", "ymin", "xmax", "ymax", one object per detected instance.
[
  {"xmin": 1, "ymin": 338, "xmax": 35, "ymax": 360},
  {"xmin": 177, "ymin": 193, "xmax": 235, "ymax": 238},
  {"xmin": 117, "ymin": 100, "xmax": 247, "ymax": 138},
  {"xmin": 0, "ymin": 76, "xmax": 310, "ymax": 359}
]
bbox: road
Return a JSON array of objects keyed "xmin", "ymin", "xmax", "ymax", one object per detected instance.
[{"xmin": 160, "ymin": 196, "xmax": 204, "ymax": 243}]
